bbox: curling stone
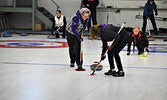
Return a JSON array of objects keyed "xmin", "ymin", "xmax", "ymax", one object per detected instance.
[{"xmin": 90, "ymin": 64, "xmax": 103, "ymax": 71}]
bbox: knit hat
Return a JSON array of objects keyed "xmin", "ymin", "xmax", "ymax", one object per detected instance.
[{"xmin": 79, "ymin": 8, "xmax": 91, "ymax": 16}]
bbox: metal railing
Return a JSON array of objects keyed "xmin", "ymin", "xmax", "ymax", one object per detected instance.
[
  {"xmin": 51, "ymin": 0, "xmax": 60, "ymax": 10},
  {"xmin": 80, "ymin": 0, "xmax": 83, "ymax": 9}
]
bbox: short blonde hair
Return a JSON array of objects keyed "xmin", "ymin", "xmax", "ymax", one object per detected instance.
[{"xmin": 133, "ymin": 26, "xmax": 140, "ymax": 30}]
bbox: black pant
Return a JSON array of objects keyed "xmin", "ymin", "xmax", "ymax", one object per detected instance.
[
  {"xmin": 66, "ymin": 31, "xmax": 82, "ymax": 67},
  {"xmin": 88, "ymin": 8, "xmax": 97, "ymax": 31},
  {"xmin": 107, "ymin": 39, "xmax": 129, "ymax": 71},
  {"xmin": 136, "ymin": 42, "xmax": 145, "ymax": 53},
  {"xmin": 51, "ymin": 26, "xmax": 66, "ymax": 38},
  {"xmin": 142, "ymin": 15, "xmax": 157, "ymax": 34}
]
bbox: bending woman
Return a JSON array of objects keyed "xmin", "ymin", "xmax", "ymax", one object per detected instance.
[{"xmin": 89, "ymin": 24, "xmax": 129, "ymax": 77}]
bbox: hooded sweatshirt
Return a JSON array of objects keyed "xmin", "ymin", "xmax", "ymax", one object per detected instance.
[
  {"xmin": 66, "ymin": 10, "xmax": 89, "ymax": 39},
  {"xmin": 143, "ymin": 2, "xmax": 157, "ymax": 16}
]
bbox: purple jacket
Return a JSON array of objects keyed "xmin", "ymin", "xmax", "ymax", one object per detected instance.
[{"xmin": 66, "ymin": 11, "xmax": 89, "ymax": 39}]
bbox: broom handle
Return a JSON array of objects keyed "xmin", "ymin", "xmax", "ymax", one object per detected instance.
[
  {"xmin": 118, "ymin": 22, "xmax": 126, "ymax": 34},
  {"xmin": 80, "ymin": 33, "xmax": 83, "ymax": 66},
  {"xmin": 80, "ymin": 39, "xmax": 83, "ymax": 62},
  {"xmin": 147, "ymin": 18, "xmax": 151, "ymax": 36}
]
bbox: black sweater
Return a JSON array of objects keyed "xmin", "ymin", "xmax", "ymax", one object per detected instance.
[
  {"xmin": 127, "ymin": 32, "xmax": 149, "ymax": 53},
  {"xmin": 101, "ymin": 25, "xmax": 129, "ymax": 53},
  {"xmin": 83, "ymin": 0, "xmax": 99, "ymax": 9}
]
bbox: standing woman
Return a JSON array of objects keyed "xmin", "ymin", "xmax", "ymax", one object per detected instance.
[
  {"xmin": 66, "ymin": 8, "xmax": 91, "ymax": 71},
  {"xmin": 89, "ymin": 24, "xmax": 129, "ymax": 77},
  {"xmin": 142, "ymin": 0, "xmax": 158, "ymax": 35},
  {"xmin": 83, "ymin": 0, "xmax": 99, "ymax": 31}
]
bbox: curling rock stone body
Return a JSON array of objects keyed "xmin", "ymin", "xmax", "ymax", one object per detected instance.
[{"xmin": 90, "ymin": 64, "xmax": 103, "ymax": 71}]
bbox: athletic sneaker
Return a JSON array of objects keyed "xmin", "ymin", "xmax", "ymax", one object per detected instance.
[
  {"xmin": 104, "ymin": 70, "xmax": 116, "ymax": 75},
  {"xmin": 112, "ymin": 71, "xmax": 125, "ymax": 77},
  {"xmin": 70, "ymin": 63, "xmax": 74, "ymax": 67}
]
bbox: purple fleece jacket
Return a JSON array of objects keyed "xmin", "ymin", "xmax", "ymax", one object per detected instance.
[{"xmin": 71, "ymin": 11, "xmax": 89, "ymax": 39}]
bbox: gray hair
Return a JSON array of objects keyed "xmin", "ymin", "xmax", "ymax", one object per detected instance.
[{"xmin": 79, "ymin": 8, "xmax": 91, "ymax": 16}]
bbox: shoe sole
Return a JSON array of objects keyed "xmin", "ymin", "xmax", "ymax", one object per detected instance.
[
  {"xmin": 75, "ymin": 69, "xmax": 86, "ymax": 72},
  {"xmin": 112, "ymin": 75, "xmax": 125, "ymax": 77}
]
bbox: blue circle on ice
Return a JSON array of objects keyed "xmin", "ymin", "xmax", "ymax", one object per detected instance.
[{"xmin": 7, "ymin": 42, "xmax": 44, "ymax": 46}]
